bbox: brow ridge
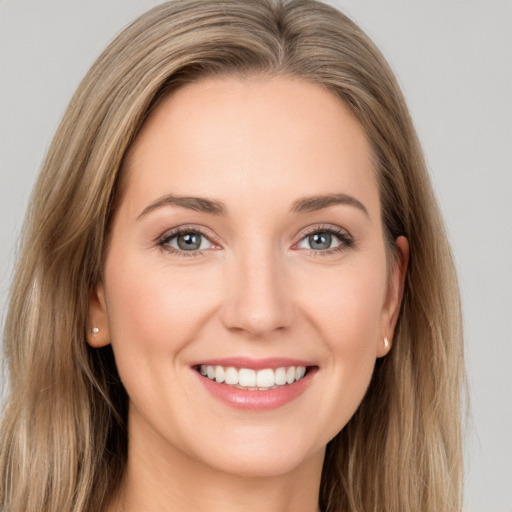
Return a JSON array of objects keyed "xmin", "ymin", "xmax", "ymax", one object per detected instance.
[
  {"xmin": 137, "ymin": 194, "xmax": 226, "ymax": 220},
  {"xmin": 137, "ymin": 192, "xmax": 368, "ymax": 220},
  {"xmin": 291, "ymin": 193, "xmax": 369, "ymax": 217}
]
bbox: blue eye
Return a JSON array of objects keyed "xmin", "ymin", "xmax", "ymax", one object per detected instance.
[
  {"xmin": 160, "ymin": 229, "xmax": 214, "ymax": 253},
  {"xmin": 296, "ymin": 228, "xmax": 352, "ymax": 252},
  {"xmin": 158, "ymin": 226, "xmax": 352, "ymax": 256}
]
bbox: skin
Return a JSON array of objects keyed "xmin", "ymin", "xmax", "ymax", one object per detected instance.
[{"xmin": 89, "ymin": 76, "xmax": 408, "ymax": 512}]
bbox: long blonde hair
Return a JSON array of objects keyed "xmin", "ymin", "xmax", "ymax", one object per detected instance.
[{"xmin": 0, "ymin": 1, "xmax": 465, "ymax": 510}]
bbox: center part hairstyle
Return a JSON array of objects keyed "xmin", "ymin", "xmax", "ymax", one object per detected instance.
[{"xmin": 0, "ymin": 1, "xmax": 465, "ymax": 511}]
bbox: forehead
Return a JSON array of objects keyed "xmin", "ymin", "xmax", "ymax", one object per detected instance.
[{"xmin": 122, "ymin": 76, "xmax": 379, "ymax": 218}]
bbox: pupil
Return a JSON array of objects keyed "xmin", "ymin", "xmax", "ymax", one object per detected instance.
[
  {"xmin": 309, "ymin": 233, "xmax": 331, "ymax": 250},
  {"xmin": 177, "ymin": 233, "xmax": 201, "ymax": 250}
]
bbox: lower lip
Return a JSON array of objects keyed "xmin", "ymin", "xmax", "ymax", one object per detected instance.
[{"xmin": 195, "ymin": 369, "xmax": 316, "ymax": 411}]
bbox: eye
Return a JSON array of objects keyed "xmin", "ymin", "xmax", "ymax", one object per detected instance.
[
  {"xmin": 295, "ymin": 227, "xmax": 353, "ymax": 253},
  {"xmin": 158, "ymin": 228, "xmax": 216, "ymax": 254}
]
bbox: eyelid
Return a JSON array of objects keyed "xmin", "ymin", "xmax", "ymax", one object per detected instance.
[
  {"xmin": 155, "ymin": 223, "xmax": 354, "ymax": 257},
  {"xmin": 292, "ymin": 224, "xmax": 354, "ymax": 253},
  {"xmin": 156, "ymin": 225, "xmax": 222, "ymax": 255},
  {"xmin": 299, "ymin": 223, "xmax": 349, "ymax": 236}
]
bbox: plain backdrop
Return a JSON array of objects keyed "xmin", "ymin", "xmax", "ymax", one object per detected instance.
[{"xmin": 1, "ymin": 1, "xmax": 511, "ymax": 510}]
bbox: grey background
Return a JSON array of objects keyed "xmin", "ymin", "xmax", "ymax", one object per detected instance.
[{"xmin": 1, "ymin": 1, "xmax": 511, "ymax": 510}]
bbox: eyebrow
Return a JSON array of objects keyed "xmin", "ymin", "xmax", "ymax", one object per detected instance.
[
  {"xmin": 137, "ymin": 192, "xmax": 369, "ymax": 220},
  {"xmin": 291, "ymin": 193, "xmax": 369, "ymax": 217},
  {"xmin": 137, "ymin": 194, "xmax": 227, "ymax": 220}
]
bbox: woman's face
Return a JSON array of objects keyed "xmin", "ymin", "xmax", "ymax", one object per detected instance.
[{"xmin": 89, "ymin": 76, "xmax": 407, "ymax": 478}]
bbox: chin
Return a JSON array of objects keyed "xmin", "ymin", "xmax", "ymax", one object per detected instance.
[
  {"xmin": 183, "ymin": 425, "xmax": 326, "ymax": 479},
  {"xmin": 205, "ymin": 447, "xmax": 320, "ymax": 479}
]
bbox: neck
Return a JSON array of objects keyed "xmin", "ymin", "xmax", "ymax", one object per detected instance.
[{"xmin": 108, "ymin": 412, "xmax": 325, "ymax": 512}]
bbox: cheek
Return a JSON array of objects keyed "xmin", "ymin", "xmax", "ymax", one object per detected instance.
[
  {"xmin": 317, "ymin": 272, "xmax": 384, "ymax": 380},
  {"xmin": 104, "ymin": 253, "xmax": 223, "ymax": 360},
  {"xmin": 295, "ymin": 258, "xmax": 387, "ymax": 432},
  {"xmin": 299, "ymin": 259, "xmax": 387, "ymax": 348}
]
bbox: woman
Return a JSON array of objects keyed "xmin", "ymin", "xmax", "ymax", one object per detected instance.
[{"xmin": 0, "ymin": 0, "xmax": 465, "ymax": 511}]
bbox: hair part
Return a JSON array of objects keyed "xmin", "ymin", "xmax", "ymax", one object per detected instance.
[{"xmin": 1, "ymin": 1, "xmax": 465, "ymax": 510}]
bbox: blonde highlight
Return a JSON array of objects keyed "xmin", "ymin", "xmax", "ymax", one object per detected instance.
[{"xmin": 1, "ymin": 1, "xmax": 465, "ymax": 510}]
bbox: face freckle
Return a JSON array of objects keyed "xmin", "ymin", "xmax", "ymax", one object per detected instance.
[{"xmin": 89, "ymin": 76, "xmax": 405, "ymax": 480}]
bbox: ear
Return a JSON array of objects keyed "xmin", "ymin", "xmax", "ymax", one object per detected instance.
[
  {"xmin": 87, "ymin": 281, "xmax": 111, "ymax": 348},
  {"xmin": 377, "ymin": 236, "xmax": 409, "ymax": 357}
]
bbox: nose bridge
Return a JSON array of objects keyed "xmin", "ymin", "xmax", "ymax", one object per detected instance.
[{"xmin": 221, "ymin": 239, "xmax": 294, "ymax": 336}]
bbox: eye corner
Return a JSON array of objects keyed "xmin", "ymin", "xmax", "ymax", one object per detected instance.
[
  {"xmin": 292, "ymin": 224, "xmax": 355, "ymax": 255},
  {"xmin": 156, "ymin": 225, "xmax": 221, "ymax": 257}
]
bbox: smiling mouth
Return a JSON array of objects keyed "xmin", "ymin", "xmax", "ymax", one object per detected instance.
[{"xmin": 195, "ymin": 364, "xmax": 310, "ymax": 391}]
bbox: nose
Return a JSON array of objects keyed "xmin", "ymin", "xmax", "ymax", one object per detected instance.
[{"xmin": 220, "ymin": 247, "xmax": 296, "ymax": 338}]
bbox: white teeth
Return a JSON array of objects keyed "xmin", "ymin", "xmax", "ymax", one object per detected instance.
[
  {"xmin": 296, "ymin": 366, "xmax": 306, "ymax": 380},
  {"xmin": 199, "ymin": 364, "xmax": 308, "ymax": 389},
  {"xmin": 256, "ymin": 368, "xmax": 275, "ymax": 388},
  {"xmin": 224, "ymin": 367, "xmax": 238, "ymax": 385},
  {"xmin": 286, "ymin": 366, "xmax": 296, "ymax": 384},
  {"xmin": 214, "ymin": 366, "xmax": 225, "ymax": 383},
  {"xmin": 275, "ymin": 367, "xmax": 287, "ymax": 385},
  {"xmin": 238, "ymin": 368, "xmax": 256, "ymax": 387}
]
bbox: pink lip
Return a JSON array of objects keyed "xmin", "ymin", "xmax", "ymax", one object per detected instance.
[
  {"xmin": 191, "ymin": 357, "xmax": 315, "ymax": 370},
  {"xmin": 192, "ymin": 361, "xmax": 318, "ymax": 411}
]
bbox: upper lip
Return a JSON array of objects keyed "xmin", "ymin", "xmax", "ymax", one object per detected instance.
[{"xmin": 191, "ymin": 357, "xmax": 316, "ymax": 370}]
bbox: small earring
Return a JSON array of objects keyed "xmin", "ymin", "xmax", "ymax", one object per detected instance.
[
  {"xmin": 91, "ymin": 327, "xmax": 99, "ymax": 334},
  {"xmin": 384, "ymin": 337, "xmax": 390, "ymax": 349}
]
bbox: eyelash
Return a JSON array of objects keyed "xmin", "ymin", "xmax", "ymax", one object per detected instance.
[
  {"xmin": 157, "ymin": 227, "xmax": 217, "ymax": 258},
  {"xmin": 297, "ymin": 225, "xmax": 354, "ymax": 256},
  {"xmin": 156, "ymin": 225, "xmax": 354, "ymax": 257}
]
